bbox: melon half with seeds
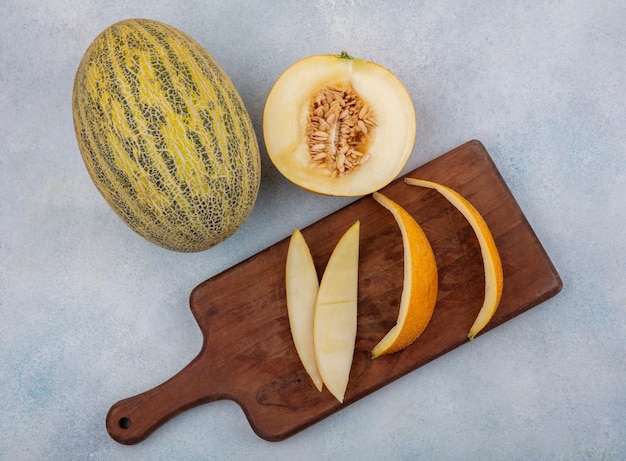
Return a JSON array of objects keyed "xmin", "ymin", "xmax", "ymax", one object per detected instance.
[{"xmin": 263, "ymin": 52, "xmax": 416, "ymax": 196}]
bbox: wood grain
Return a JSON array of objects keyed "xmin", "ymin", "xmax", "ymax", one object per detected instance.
[{"xmin": 106, "ymin": 140, "xmax": 563, "ymax": 444}]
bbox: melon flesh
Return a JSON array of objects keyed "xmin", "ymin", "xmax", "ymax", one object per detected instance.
[
  {"xmin": 263, "ymin": 53, "xmax": 416, "ymax": 196},
  {"xmin": 286, "ymin": 229, "xmax": 323, "ymax": 391},
  {"xmin": 313, "ymin": 221, "xmax": 360, "ymax": 403}
]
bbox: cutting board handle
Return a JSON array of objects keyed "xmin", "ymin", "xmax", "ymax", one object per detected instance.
[{"xmin": 106, "ymin": 354, "xmax": 221, "ymax": 444}]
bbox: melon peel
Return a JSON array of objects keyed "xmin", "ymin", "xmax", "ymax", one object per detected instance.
[
  {"xmin": 405, "ymin": 178, "xmax": 503, "ymax": 339},
  {"xmin": 371, "ymin": 192, "xmax": 438, "ymax": 358}
]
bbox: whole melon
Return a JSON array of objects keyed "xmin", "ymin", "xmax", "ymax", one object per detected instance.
[{"xmin": 72, "ymin": 19, "xmax": 261, "ymax": 252}]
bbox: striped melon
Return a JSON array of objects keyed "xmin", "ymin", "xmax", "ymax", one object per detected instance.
[{"xmin": 72, "ymin": 19, "xmax": 260, "ymax": 252}]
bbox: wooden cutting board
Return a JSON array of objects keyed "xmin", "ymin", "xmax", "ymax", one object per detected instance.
[{"xmin": 106, "ymin": 140, "xmax": 562, "ymax": 444}]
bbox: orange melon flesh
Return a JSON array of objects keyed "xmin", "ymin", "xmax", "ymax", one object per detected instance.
[
  {"xmin": 405, "ymin": 178, "xmax": 503, "ymax": 339},
  {"xmin": 263, "ymin": 53, "xmax": 416, "ymax": 196},
  {"xmin": 371, "ymin": 193, "xmax": 438, "ymax": 358}
]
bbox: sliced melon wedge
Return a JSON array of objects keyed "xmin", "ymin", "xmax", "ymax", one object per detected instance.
[
  {"xmin": 313, "ymin": 221, "xmax": 360, "ymax": 403},
  {"xmin": 286, "ymin": 229, "xmax": 323, "ymax": 391}
]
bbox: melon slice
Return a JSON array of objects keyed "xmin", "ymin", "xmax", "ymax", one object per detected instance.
[
  {"xmin": 263, "ymin": 52, "xmax": 416, "ymax": 196},
  {"xmin": 313, "ymin": 221, "xmax": 360, "ymax": 403},
  {"xmin": 286, "ymin": 229, "xmax": 323, "ymax": 391}
]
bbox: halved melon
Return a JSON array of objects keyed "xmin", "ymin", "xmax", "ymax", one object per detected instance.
[{"xmin": 263, "ymin": 52, "xmax": 416, "ymax": 196}]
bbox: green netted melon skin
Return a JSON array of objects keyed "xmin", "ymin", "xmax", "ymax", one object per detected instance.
[{"xmin": 72, "ymin": 19, "xmax": 260, "ymax": 252}]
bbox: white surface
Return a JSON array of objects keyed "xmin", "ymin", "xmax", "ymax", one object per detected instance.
[{"xmin": 1, "ymin": 1, "xmax": 624, "ymax": 460}]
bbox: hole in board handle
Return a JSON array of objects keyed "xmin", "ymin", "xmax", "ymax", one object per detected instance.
[{"xmin": 119, "ymin": 417, "xmax": 131, "ymax": 429}]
